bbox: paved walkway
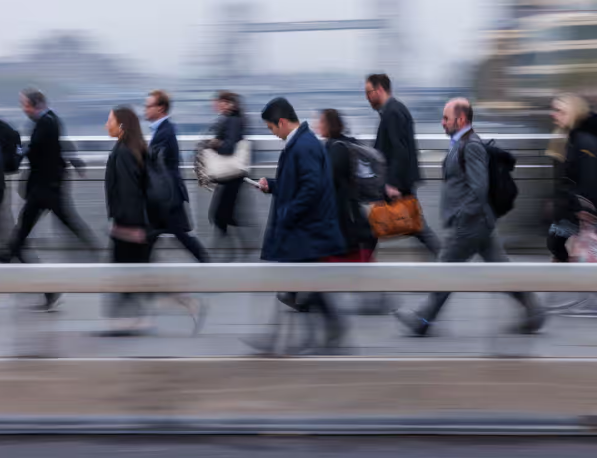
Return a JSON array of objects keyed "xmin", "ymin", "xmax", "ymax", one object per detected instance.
[{"xmin": 2, "ymin": 276, "xmax": 596, "ymax": 358}]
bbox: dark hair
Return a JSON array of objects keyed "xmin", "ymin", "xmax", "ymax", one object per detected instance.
[
  {"xmin": 217, "ymin": 91, "xmax": 241, "ymax": 115},
  {"xmin": 217, "ymin": 91, "xmax": 246, "ymax": 131},
  {"xmin": 321, "ymin": 109, "xmax": 345, "ymax": 139},
  {"xmin": 454, "ymin": 102, "xmax": 474, "ymax": 123},
  {"xmin": 112, "ymin": 106, "xmax": 147, "ymax": 165},
  {"xmin": 21, "ymin": 87, "xmax": 47, "ymax": 109},
  {"xmin": 366, "ymin": 74, "xmax": 392, "ymax": 94},
  {"xmin": 149, "ymin": 89, "xmax": 171, "ymax": 114},
  {"xmin": 261, "ymin": 97, "xmax": 299, "ymax": 125}
]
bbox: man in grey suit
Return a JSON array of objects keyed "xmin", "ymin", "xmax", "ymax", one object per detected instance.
[{"xmin": 394, "ymin": 98, "xmax": 545, "ymax": 336}]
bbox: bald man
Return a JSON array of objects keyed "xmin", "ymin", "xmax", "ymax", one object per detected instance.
[{"xmin": 394, "ymin": 98, "xmax": 545, "ymax": 336}]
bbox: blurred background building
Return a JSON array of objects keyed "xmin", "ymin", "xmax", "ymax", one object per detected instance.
[{"xmin": 0, "ymin": 0, "xmax": 595, "ymax": 136}]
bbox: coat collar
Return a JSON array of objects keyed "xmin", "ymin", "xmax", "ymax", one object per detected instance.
[{"xmin": 284, "ymin": 121, "xmax": 310, "ymax": 152}]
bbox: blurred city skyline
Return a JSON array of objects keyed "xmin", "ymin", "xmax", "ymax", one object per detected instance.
[
  {"xmin": 0, "ymin": 0, "xmax": 505, "ymax": 87},
  {"xmin": 0, "ymin": 0, "xmax": 596, "ymax": 134}
]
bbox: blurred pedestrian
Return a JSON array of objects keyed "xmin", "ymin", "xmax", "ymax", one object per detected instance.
[
  {"xmin": 0, "ymin": 118, "xmax": 20, "ymax": 247},
  {"xmin": 144, "ymin": 90, "xmax": 209, "ymax": 262},
  {"xmin": 205, "ymin": 91, "xmax": 250, "ymax": 261},
  {"xmin": 365, "ymin": 74, "xmax": 440, "ymax": 257},
  {"xmin": 318, "ymin": 109, "xmax": 375, "ymax": 262},
  {"xmin": 394, "ymin": 98, "xmax": 545, "ymax": 336},
  {"xmin": 1, "ymin": 89, "xmax": 97, "ymax": 311},
  {"xmin": 254, "ymin": 98, "xmax": 346, "ymax": 351},
  {"xmin": 544, "ymin": 94, "xmax": 597, "ymax": 315},
  {"xmin": 547, "ymin": 94, "xmax": 597, "ymax": 263},
  {"xmin": 102, "ymin": 106, "xmax": 152, "ymax": 336}
]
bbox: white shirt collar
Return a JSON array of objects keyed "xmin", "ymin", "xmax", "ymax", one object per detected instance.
[{"xmin": 285, "ymin": 126, "xmax": 299, "ymax": 146}]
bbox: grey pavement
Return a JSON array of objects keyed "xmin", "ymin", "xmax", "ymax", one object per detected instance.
[
  {"xmin": 0, "ymin": 437, "xmax": 596, "ymax": 457},
  {"xmin": 2, "ymin": 254, "xmax": 597, "ymax": 358}
]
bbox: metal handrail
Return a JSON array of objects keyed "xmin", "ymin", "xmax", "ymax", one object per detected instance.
[
  {"xmin": 0, "ymin": 263, "xmax": 589, "ymax": 293},
  {"xmin": 25, "ymin": 133, "xmax": 562, "ymax": 154}
]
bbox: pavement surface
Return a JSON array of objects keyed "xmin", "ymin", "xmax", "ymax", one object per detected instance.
[
  {"xmin": 1, "ymin": 254, "xmax": 597, "ymax": 358},
  {"xmin": 0, "ymin": 436, "xmax": 596, "ymax": 457}
]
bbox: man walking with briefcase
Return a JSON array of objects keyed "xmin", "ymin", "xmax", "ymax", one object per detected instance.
[{"xmin": 365, "ymin": 73, "xmax": 440, "ymax": 256}]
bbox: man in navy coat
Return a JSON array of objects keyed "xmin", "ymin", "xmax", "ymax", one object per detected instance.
[
  {"xmin": 145, "ymin": 90, "xmax": 209, "ymax": 262},
  {"xmin": 257, "ymin": 97, "xmax": 345, "ymax": 348}
]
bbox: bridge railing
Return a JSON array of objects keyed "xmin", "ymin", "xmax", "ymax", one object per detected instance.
[
  {"xmin": 10, "ymin": 133, "xmax": 560, "ymax": 181},
  {"xmin": 0, "ymin": 262, "xmax": 590, "ymax": 293}
]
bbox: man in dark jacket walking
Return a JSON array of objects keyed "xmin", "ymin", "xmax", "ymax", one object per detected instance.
[
  {"xmin": 2, "ymin": 88, "xmax": 97, "ymax": 310},
  {"xmin": 365, "ymin": 74, "xmax": 440, "ymax": 256},
  {"xmin": 257, "ymin": 97, "xmax": 346, "ymax": 349},
  {"xmin": 145, "ymin": 90, "xmax": 209, "ymax": 262}
]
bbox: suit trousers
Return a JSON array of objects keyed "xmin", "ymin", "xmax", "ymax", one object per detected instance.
[
  {"xmin": 8, "ymin": 185, "xmax": 96, "ymax": 260},
  {"xmin": 420, "ymin": 218, "xmax": 535, "ymax": 322}
]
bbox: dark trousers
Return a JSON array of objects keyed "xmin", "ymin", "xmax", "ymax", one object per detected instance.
[
  {"xmin": 304, "ymin": 292, "xmax": 342, "ymax": 338},
  {"xmin": 149, "ymin": 227, "xmax": 209, "ymax": 263},
  {"xmin": 8, "ymin": 186, "xmax": 95, "ymax": 260},
  {"xmin": 419, "ymin": 220, "xmax": 536, "ymax": 323},
  {"xmin": 413, "ymin": 221, "xmax": 441, "ymax": 258},
  {"xmin": 108, "ymin": 238, "xmax": 152, "ymax": 319},
  {"xmin": 285, "ymin": 259, "xmax": 344, "ymax": 343},
  {"xmin": 209, "ymin": 178, "xmax": 243, "ymax": 234}
]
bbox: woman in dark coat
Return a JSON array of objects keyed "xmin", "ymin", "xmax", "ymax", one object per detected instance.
[
  {"xmin": 103, "ymin": 106, "xmax": 151, "ymax": 335},
  {"xmin": 547, "ymin": 94, "xmax": 597, "ymax": 262},
  {"xmin": 318, "ymin": 109, "xmax": 375, "ymax": 261},
  {"xmin": 207, "ymin": 91, "xmax": 249, "ymax": 261}
]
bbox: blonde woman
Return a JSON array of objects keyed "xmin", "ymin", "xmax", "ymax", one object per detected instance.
[{"xmin": 547, "ymin": 94, "xmax": 597, "ymax": 263}]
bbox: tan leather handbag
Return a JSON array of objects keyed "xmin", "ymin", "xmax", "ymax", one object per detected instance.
[{"xmin": 368, "ymin": 196, "xmax": 423, "ymax": 238}]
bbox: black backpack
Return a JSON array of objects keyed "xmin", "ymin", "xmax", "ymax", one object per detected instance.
[
  {"xmin": 145, "ymin": 145, "xmax": 176, "ymax": 227},
  {"xmin": 459, "ymin": 138, "xmax": 518, "ymax": 218},
  {"xmin": 0, "ymin": 120, "xmax": 22, "ymax": 174},
  {"xmin": 341, "ymin": 140, "xmax": 387, "ymax": 203}
]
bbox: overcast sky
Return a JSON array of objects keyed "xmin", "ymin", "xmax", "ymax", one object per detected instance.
[{"xmin": 0, "ymin": 0, "xmax": 503, "ymax": 85}]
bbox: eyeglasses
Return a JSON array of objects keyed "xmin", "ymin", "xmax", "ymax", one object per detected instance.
[{"xmin": 145, "ymin": 103, "xmax": 158, "ymax": 109}]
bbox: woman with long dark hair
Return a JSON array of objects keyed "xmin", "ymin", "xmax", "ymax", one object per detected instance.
[
  {"xmin": 207, "ymin": 91, "xmax": 249, "ymax": 261},
  {"xmin": 103, "ymin": 106, "xmax": 151, "ymax": 335}
]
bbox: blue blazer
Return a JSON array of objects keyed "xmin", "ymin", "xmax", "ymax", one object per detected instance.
[
  {"xmin": 261, "ymin": 122, "xmax": 345, "ymax": 262},
  {"xmin": 149, "ymin": 118, "xmax": 191, "ymax": 232},
  {"xmin": 150, "ymin": 118, "xmax": 189, "ymax": 204}
]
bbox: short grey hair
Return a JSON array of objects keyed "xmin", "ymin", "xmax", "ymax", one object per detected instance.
[{"xmin": 20, "ymin": 88, "xmax": 47, "ymax": 109}]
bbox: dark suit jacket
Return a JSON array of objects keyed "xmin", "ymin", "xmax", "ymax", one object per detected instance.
[
  {"xmin": 374, "ymin": 97, "xmax": 421, "ymax": 195},
  {"xmin": 25, "ymin": 110, "xmax": 66, "ymax": 195},
  {"xmin": 149, "ymin": 118, "xmax": 191, "ymax": 231},
  {"xmin": 261, "ymin": 122, "xmax": 345, "ymax": 262}
]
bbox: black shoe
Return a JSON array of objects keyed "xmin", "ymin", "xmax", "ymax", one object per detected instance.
[
  {"xmin": 277, "ymin": 292, "xmax": 310, "ymax": 313},
  {"xmin": 92, "ymin": 328, "xmax": 156, "ymax": 337},
  {"xmin": 393, "ymin": 309, "xmax": 431, "ymax": 337},
  {"xmin": 518, "ymin": 309, "xmax": 546, "ymax": 334},
  {"xmin": 33, "ymin": 293, "xmax": 63, "ymax": 312},
  {"xmin": 241, "ymin": 335, "xmax": 277, "ymax": 354}
]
